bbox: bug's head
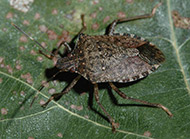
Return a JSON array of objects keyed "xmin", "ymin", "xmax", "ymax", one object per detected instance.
[
  {"xmin": 11, "ymin": 23, "xmax": 77, "ymax": 72},
  {"xmin": 56, "ymin": 54, "xmax": 77, "ymax": 72}
]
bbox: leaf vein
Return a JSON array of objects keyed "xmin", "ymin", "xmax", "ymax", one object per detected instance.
[
  {"xmin": 0, "ymin": 71, "xmax": 151, "ymax": 137},
  {"xmin": 167, "ymin": 0, "xmax": 190, "ymax": 95},
  {"xmin": 178, "ymin": 37, "xmax": 190, "ymax": 51}
]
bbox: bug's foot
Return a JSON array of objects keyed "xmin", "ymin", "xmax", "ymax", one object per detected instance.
[
  {"xmin": 111, "ymin": 122, "xmax": 120, "ymax": 132},
  {"xmin": 41, "ymin": 93, "xmax": 62, "ymax": 108},
  {"xmin": 157, "ymin": 104, "xmax": 173, "ymax": 117},
  {"xmin": 39, "ymin": 50, "xmax": 53, "ymax": 60},
  {"xmin": 41, "ymin": 96, "xmax": 53, "ymax": 108},
  {"xmin": 41, "ymin": 102, "xmax": 48, "ymax": 108}
]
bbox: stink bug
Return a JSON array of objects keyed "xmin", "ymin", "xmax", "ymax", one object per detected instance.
[{"xmin": 12, "ymin": 2, "xmax": 172, "ymax": 132}]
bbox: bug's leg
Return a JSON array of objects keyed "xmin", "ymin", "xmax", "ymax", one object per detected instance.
[
  {"xmin": 30, "ymin": 70, "xmax": 63, "ymax": 107},
  {"xmin": 94, "ymin": 83, "xmax": 119, "ymax": 132},
  {"xmin": 65, "ymin": 14, "xmax": 87, "ymax": 50},
  {"xmin": 41, "ymin": 14, "xmax": 86, "ymax": 60},
  {"xmin": 39, "ymin": 41, "xmax": 72, "ymax": 60},
  {"xmin": 79, "ymin": 14, "xmax": 87, "ymax": 34},
  {"xmin": 55, "ymin": 14, "xmax": 86, "ymax": 55},
  {"xmin": 54, "ymin": 41, "xmax": 72, "ymax": 56},
  {"xmin": 42, "ymin": 75, "xmax": 81, "ymax": 107},
  {"xmin": 108, "ymin": 2, "xmax": 162, "ymax": 35},
  {"xmin": 109, "ymin": 82, "xmax": 173, "ymax": 117},
  {"xmin": 30, "ymin": 85, "xmax": 44, "ymax": 107},
  {"xmin": 38, "ymin": 50, "xmax": 53, "ymax": 59}
]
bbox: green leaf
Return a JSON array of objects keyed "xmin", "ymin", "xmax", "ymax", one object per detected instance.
[{"xmin": 1, "ymin": 0, "xmax": 190, "ymax": 138}]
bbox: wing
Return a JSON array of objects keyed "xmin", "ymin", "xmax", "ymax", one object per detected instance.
[
  {"xmin": 76, "ymin": 34, "xmax": 165, "ymax": 83},
  {"xmin": 92, "ymin": 43, "xmax": 164, "ymax": 83}
]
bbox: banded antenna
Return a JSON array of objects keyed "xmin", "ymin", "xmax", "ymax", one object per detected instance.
[
  {"xmin": 12, "ymin": 23, "xmax": 61, "ymax": 107},
  {"xmin": 11, "ymin": 22, "xmax": 55, "ymax": 58}
]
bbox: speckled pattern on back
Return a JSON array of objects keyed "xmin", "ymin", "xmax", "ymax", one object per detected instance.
[{"xmin": 56, "ymin": 33, "xmax": 165, "ymax": 83}]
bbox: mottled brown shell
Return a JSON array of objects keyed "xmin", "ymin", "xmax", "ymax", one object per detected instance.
[{"xmin": 60, "ymin": 33, "xmax": 165, "ymax": 83}]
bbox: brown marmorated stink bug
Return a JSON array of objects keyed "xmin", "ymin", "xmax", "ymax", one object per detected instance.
[{"xmin": 12, "ymin": 2, "xmax": 172, "ymax": 132}]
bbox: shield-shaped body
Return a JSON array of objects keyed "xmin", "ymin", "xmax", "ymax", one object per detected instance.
[{"xmin": 59, "ymin": 33, "xmax": 165, "ymax": 83}]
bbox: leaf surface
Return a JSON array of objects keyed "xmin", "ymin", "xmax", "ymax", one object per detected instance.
[{"xmin": 0, "ymin": 0, "xmax": 190, "ymax": 138}]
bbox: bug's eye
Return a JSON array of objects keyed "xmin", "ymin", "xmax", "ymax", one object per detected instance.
[
  {"xmin": 56, "ymin": 57, "xmax": 76, "ymax": 72},
  {"xmin": 56, "ymin": 58, "xmax": 65, "ymax": 69},
  {"xmin": 79, "ymin": 33, "xmax": 86, "ymax": 40},
  {"xmin": 69, "ymin": 67, "xmax": 75, "ymax": 73},
  {"xmin": 79, "ymin": 33, "xmax": 85, "ymax": 37}
]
